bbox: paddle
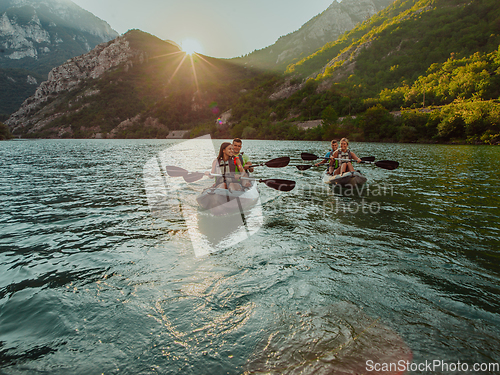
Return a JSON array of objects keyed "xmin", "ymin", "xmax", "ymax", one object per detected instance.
[
  {"xmin": 301, "ymin": 152, "xmax": 375, "ymax": 162},
  {"xmin": 164, "ymin": 166, "xmax": 204, "ymax": 181},
  {"xmin": 165, "ymin": 165, "xmax": 190, "ymax": 177},
  {"xmin": 301, "ymin": 152, "xmax": 324, "ymax": 161},
  {"xmin": 183, "ymin": 172, "xmax": 205, "ymax": 182},
  {"xmin": 164, "ymin": 165, "xmax": 296, "ymax": 191},
  {"xmin": 206, "ymin": 174, "xmax": 296, "ymax": 192},
  {"xmin": 260, "ymin": 178, "xmax": 296, "ymax": 192},
  {"xmin": 371, "ymin": 160, "xmax": 399, "ymax": 170},
  {"xmin": 165, "ymin": 156, "xmax": 290, "ymax": 179},
  {"xmin": 298, "ymin": 158, "xmax": 398, "ymax": 171},
  {"xmin": 296, "ymin": 164, "xmax": 315, "ymax": 171},
  {"xmin": 296, "ymin": 155, "xmax": 376, "ymax": 171},
  {"xmin": 253, "ymin": 156, "xmax": 290, "ymax": 168}
]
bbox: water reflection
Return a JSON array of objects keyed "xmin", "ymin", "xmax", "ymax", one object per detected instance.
[{"xmin": 245, "ymin": 302, "xmax": 411, "ymax": 375}]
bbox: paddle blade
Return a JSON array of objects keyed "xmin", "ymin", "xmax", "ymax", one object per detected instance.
[
  {"xmin": 296, "ymin": 164, "xmax": 313, "ymax": 171},
  {"xmin": 165, "ymin": 166, "xmax": 188, "ymax": 177},
  {"xmin": 183, "ymin": 172, "xmax": 205, "ymax": 182},
  {"xmin": 375, "ymin": 160, "xmax": 399, "ymax": 170},
  {"xmin": 301, "ymin": 152, "xmax": 319, "ymax": 161},
  {"xmin": 260, "ymin": 179, "xmax": 296, "ymax": 192},
  {"xmin": 264, "ymin": 156, "xmax": 290, "ymax": 168},
  {"xmin": 361, "ymin": 156, "xmax": 376, "ymax": 162}
]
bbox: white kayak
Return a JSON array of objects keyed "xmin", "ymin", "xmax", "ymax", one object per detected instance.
[
  {"xmin": 322, "ymin": 170, "xmax": 367, "ymax": 187},
  {"xmin": 196, "ymin": 181, "xmax": 259, "ymax": 216}
]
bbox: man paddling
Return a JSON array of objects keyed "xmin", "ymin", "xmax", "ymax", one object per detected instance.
[
  {"xmin": 315, "ymin": 139, "xmax": 339, "ymax": 174},
  {"xmin": 232, "ymin": 138, "xmax": 254, "ymax": 174}
]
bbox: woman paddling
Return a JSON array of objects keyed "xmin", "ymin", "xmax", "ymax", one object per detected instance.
[
  {"xmin": 208, "ymin": 142, "xmax": 247, "ymax": 190},
  {"xmin": 329, "ymin": 137, "xmax": 361, "ymax": 175}
]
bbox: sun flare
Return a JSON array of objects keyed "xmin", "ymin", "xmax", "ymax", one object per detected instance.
[{"xmin": 181, "ymin": 38, "xmax": 203, "ymax": 55}]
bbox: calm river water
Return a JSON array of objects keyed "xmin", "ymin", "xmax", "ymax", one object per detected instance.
[{"xmin": 0, "ymin": 139, "xmax": 499, "ymax": 374}]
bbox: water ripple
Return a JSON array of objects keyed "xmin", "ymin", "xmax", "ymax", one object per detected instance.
[{"xmin": 0, "ymin": 140, "xmax": 499, "ymax": 373}]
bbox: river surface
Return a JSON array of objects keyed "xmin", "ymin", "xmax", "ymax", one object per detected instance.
[{"xmin": 0, "ymin": 139, "xmax": 499, "ymax": 375}]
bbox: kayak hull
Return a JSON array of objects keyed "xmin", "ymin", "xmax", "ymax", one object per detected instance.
[
  {"xmin": 196, "ymin": 181, "xmax": 259, "ymax": 216},
  {"xmin": 322, "ymin": 170, "xmax": 367, "ymax": 187}
]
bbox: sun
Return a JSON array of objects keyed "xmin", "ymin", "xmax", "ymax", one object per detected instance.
[{"xmin": 181, "ymin": 38, "xmax": 203, "ymax": 55}]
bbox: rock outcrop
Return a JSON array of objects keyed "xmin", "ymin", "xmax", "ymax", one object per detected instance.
[
  {"xmin": 269, "ymin": 79, "xmax": 305, "ymax": 101},
  {"xmin": 6, "ymin": 35, "xmax": 145, "ymax": 133},
  {"xmin": 0, "ymin": 0, "xmax": 118, "ymax": 69}
]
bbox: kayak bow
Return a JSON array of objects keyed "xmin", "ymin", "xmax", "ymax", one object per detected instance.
[
  {"xmin": 322, "ymin": 170, "xmax": 367, "ymax": 187},
  {"xmin": 196, "ymin": 180, "xmax": 260, "ymax": 216}
]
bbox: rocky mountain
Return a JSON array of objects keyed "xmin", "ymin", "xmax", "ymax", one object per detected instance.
[
  {"xmin": 0, "ymin": 0, "xmax": 118, "ymax": 118},
  {"xmin": 237, "ymin": 0, "xmax": 395, "ymax": 71},
  {"xmin": 6, "ymin": 30, "xmax": 263, "ymax": 138}
]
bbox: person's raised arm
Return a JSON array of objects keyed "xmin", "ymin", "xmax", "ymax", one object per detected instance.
[
  {"xmin": 351, "ymin": 152, "xmax": 361, "ymax": 163},
  {"xmin": 315, "ymin": 152, "xmax": 329, "ymax": 167},
  {"xmin": 245, "ymin": 161, "xmax": 254, "ymax": 173}
]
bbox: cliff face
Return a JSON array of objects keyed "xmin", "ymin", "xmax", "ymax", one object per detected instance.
[
  {"xmin": 6, "ymin": 34, "xmax": 145, "ymax": 134},
  {"xmin": 0, "ymin": 0, "xmax": 118, "ymax": 71},
  {"xmin": 0, "ymin": 0, "xmax": 118, "ymax": 117},
  {"xmin": 275, "ymin": 0, "xmax": 386, "ymax": 64},
  {"xmin": 239, "ymin": 0, "xmax": 394, "ymax": 70}
]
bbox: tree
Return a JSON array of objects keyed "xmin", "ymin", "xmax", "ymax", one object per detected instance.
[
  {"xmin": 241, "ymin": 126, "xmax": 257, "ymax": 139},
  {"xmin": 0, "ymin": 122, "xmax": 13, "ymax": 140},
  {"xmin": 359, "ymin": 104, "xmax": 393, "ymax": 141},
  {"xmin": 321, "ymin": 106, "xmax": 339, "ymax": 126}
]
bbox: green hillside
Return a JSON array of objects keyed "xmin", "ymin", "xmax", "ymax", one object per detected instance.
[
  {"xmin": 217, "ymin": 0, "xmax": 500, "ymax": 144},
  {"xmin": 288, "ymin": 0, "xmax": 500, "ymax": 83}
]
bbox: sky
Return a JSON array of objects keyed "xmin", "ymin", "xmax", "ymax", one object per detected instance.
[{"xmin": 71, "ymin": 0, "xmax": 337, "ymax": 58}]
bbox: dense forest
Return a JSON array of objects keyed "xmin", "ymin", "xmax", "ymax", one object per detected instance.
[
  {"xmin": 0, "ymin": 68, "xmax": 45, "ymax": 122},
  {"xmin": 0, "ymin": 122, "xmax": 13, "ymax": 140},
  {"xmin": 213, "ymin": 43, "xmax": 500, "ymax": 144}
]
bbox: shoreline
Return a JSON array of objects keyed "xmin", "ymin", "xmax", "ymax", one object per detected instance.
[{"xmin": 3, "ymin": 137, "xmax": 499, "ymax": 146}]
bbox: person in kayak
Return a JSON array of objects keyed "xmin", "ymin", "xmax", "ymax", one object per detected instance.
[
  {"xmin": 232, "ymin": 138, "xmax": 254, "ymax": 174},
  {"xmin": 329, "ymin": 137, "xmax": 361, "ymax": 175},
  {"xmin": 208, "ymin": 142, "xmax": 247, "ymax": 190},
  {"xmin": 315, "ymin": 139, "xmax": 338, "ymax": 172}
]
